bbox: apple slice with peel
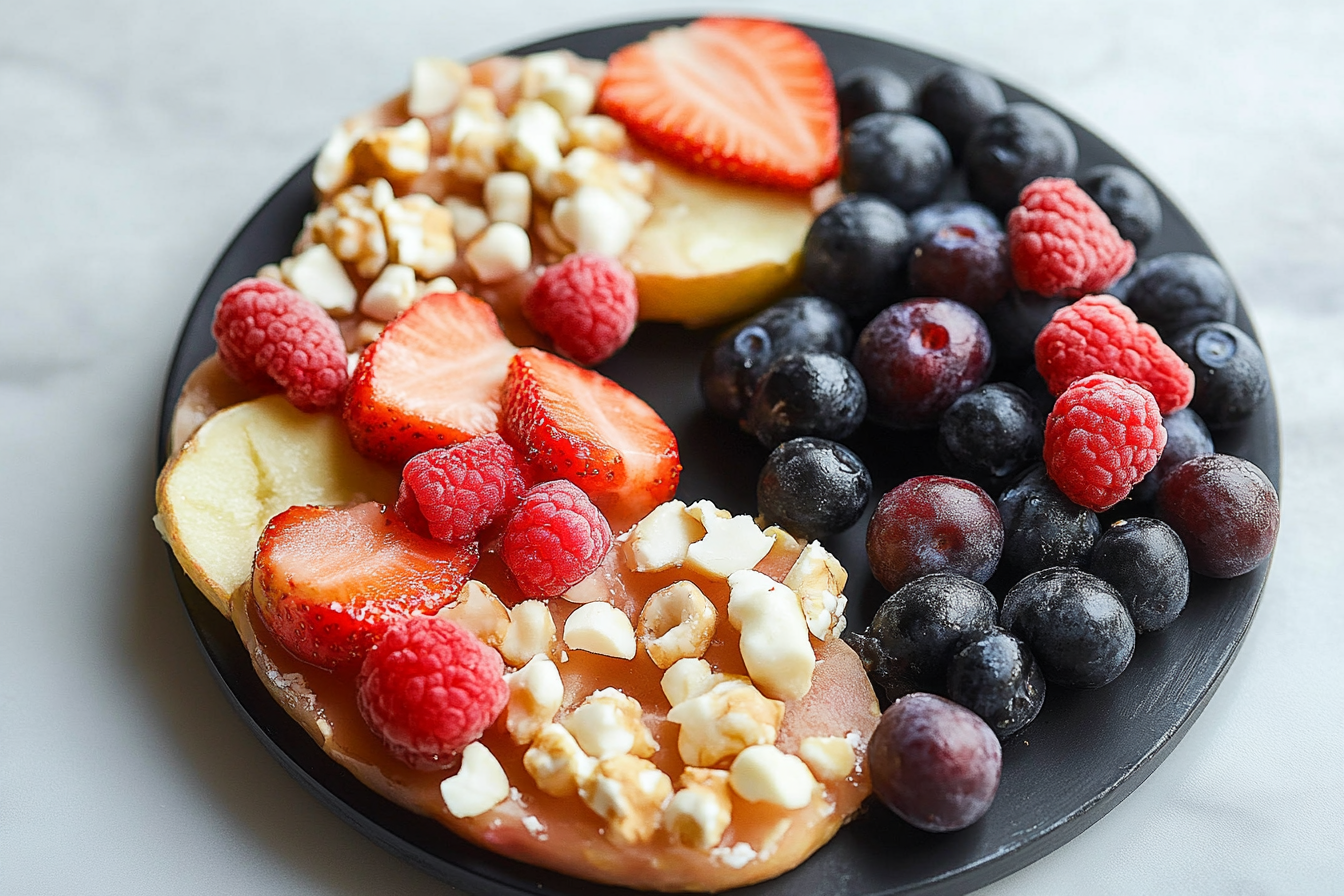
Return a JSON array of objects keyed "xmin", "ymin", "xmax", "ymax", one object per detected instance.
[
  {"xmin": 155, "ymin": 394, "xmax": 399, "ymax": 615},
  {"xmin": 623, "ymin": 157, "xmax": 818, "ymax": 326}
]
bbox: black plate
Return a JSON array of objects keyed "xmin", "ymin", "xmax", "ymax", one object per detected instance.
[{"xmin": 158, "ymin": 19, "xmax": 1280, "ymax": 896}]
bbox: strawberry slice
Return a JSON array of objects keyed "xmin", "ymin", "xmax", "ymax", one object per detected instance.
[
  {"xmin": 500, "ymin": 348, "xmax": 680, "ymax": 524},
  {"xmin": 253, "ymin": 502, "xmax": 478, "ymax": 671},
  {"xmin": 597, "ymin": 17, "xmax": 839, "ymax": 190},
  {"xmin": 344, "ymin": 291, "xmax": 518, "ymax": 467}
]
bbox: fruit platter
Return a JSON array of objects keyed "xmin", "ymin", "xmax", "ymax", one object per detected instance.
[{"xmin": 155, "ymin": 17, "xmax": 1280, "ymax": 896}]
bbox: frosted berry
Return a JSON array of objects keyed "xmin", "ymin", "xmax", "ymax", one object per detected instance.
[
  {"xmin": 1089, "ymin": 518, "xmax": 1188, "ymax": 632},
  {"xmin": 502, "ymin": 480, "xmax": 612, "ymax": 597},
  {"xmin": 1131, "ymin": 407, "xmax": 1214, "ymax": 504},
  {"xmin": 1034, "ymin": 294, "xmax": 1194, "ymax": 414},
  {"xmin": 842, "ymin": 113, "xmax": 952, "ymax": 212},
  {"xmin": 916, "ymin": 65, "xmax": 1007, "ymax": 162},
  {"xmin": 853, "ymin": 298, "xmax": 993, "ymax": 430},
  {"xmin": 356, "ymin": 615, "xmax": 507, "ymax": 770},
  {"xmin": 1123, "ymin": 253, "xmax": 1238, "ymax": 340},
  {"xmin": 523, "ymin": 254, "xmax": 638, "ymax": 366},
  {"xmin": 802, "ymin": 194, "xmax": 914, "ymax": 319},
  {"xmin": 907, "ymin": 224, "xmax": 1013, "ymax": 314},
  {"xmin": 937, "ymin": 383, "xmax": 1043, "ymax": 493},
  {"xmin": 1000, "ymin": 567, "xmax": 1135, "ymax": 689},
  {"xmin": 1043, "ymin": 374, "xmax": 1167, "ymax": 512},
  {"xmin": 211, "ymin": 277, "xmax": 348, "ymax": 411},
  {"xmin": 866, "ymin": 476, "xmax": 1003, "ymax": 592},
  {"xmin": 1170, "ymin": 322, "xmax": 1270, "ymax": 429},
  {"xmin": 396, "ymin": 434, "xmax": 529, "ymax": 543},
  {"xmin": 946, "ymin": 630, "xmax": 1045, "ymax": 739},
  {"xmin": 757, "ymin": 437, "xmax": 872, "ymax": 541},
  {"xmin": 964, "ymin": 103, "xmax": 1078, "ymax": 213},
  {"xmin": 997, "ymin": 464, "xmax": 1100, "ymax": 578},
  {"xmin": 869, "ymin": 693, "xmax": 1001, "ymax": 832},
  {"xmin": 909, "ymin": 200, "xmax": 1002, "ymax": 246},
  {"xmin": 743, "ymin": 351, "xmax": 867, "ymax": 447},
  {"xmin": 1157, "ymin": 454, "xmax": 1279, "ymax": 578},
  {"xmin": 1077, "ymin": 164, "xmax": 1162, "ymax": 249},
  {"xmin": 1008, "ymin": 178, "xmax": 1136, "ymax": 299},
  {"xmin": 835, "ymin": 66, "xmax": 913, "ymax": 129}
]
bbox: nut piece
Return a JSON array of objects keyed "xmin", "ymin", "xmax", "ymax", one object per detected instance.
[
  {"xmin": 484, "ymin": 171, "xmax": 532, "ymax": 228},
  {"xmin": 664, "ymin": 768, "xmax": 733, "ymax": 851},
  {"xmin": 579, "ymin": 754, "xmax": 673, "ymax": 846},
  {"xmin": 359, "ymin": 263, "xmax": 419, "ymax": 321},
  {"xmin": 684, "ymin": 502, "xmax": 776, "ymax": 580},
  {"xmin": 351, "ymin": 119, "xmax": 431, "ymax": 183},
  {"xmin": 440, "ymin": 741, "xmax": 510, "ymax": 818},
  {"xmin": 464, "ymin": 221, "xmax": 532, "ymax": 284},
  {"xmin": 503, "ymin": 100, "xmax": 566, "ymax": 177},
  {"xmin": 784, "ymin": 541, "xmax": 850, "ymax": 641},
  {"xmin": 799, "ymin": 736, "xmax": 857, "ymax": 782},
  {"xmin": 409, "ymin": 57, "xmax": 470, "ymax": 119},
  {"xmin": 562, "ymin": 688, "xmax": 656, "ymax": 760},
  {"xmin": 660, "ymin": 658, "xmax": 715, "ymax": 707},
  {"xmin": 621, "ymin": 499, "xmax": 706, "ymax": 573},
  {"xmin": 418, "ymin": 276, "xmax": 458, "ymax": 297},
  {"xmin": 523, "ymin": 723, "xmax": 597, "ymax": 797},
  {"xmin": 313, "ymin": 121, "xmax": 370, "ymax": 196},
  {"xmin": 666, "ymin": 679, "xmax": 784, "ymax": 767},
  {"xmin": 728, "ymin": 745, "xmax": 818, "ymax": 810},
  {"xmin": 539, "ymin": 71, "xmax": 598, "ymax": 120},
  {"xmin": 518, "ymin": 51, "xmax": 572, "ymax": 101},
  {"xmin": 447, "ymin": 97, "xmax": 506, "ymax": 183},
  {"xmin": 504, "ymin": 656, "xmax": 564, "ymax": 745},
  {"xmin": 279, "ymin": 243, "xmax": 357, "ymax": 315},
  {"xmin": 382, "ymin": 193, "xmax": 456, "ymax": 279},
  {"xmin": 436, "ymin": 580, "xmax": 510, "ymax": 648},
  {"xmin": 727, "ymin": 569, "xmax": 816, "ymax": 701},
  {"xmin": 638, "ymin": 581, "xmax": 717, "ymax": 669},
  {"xmin": 499, "ymin": 599, "xmax": 556, "ymax": 667},
  {"xmin": 563, "ymin": 602, "xmax": 636, "ymax": 659},
  {"xmin": 567, "ymin": 115, "xmax": 628, "ymax": 153},
  {"xmin": 307, "ymin": 183, "xmax": 389, "ymax": 279}
]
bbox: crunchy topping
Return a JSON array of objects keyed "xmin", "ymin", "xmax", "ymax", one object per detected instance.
[
  {"xmin": 666, "ymin": 678, "xmax": 784, "ymax": 767},
  {"xmin": 684, "ymin": 501, "xmax": 776, "ymax": 580},
  {"xmin": 436, "ymin": 580, "xmax": 510, "ymax": 649},
  {"xmin": 563, "ymin": 601, "xmax": 637, "ymax": 659},
  {"xmin": 382, "ymin": 193, "xmax": 456, "ymax": 279},
  {"xmin": 727, "ymin": 569, "xmax": 816, "ymax": 701},
  {"xmin": 798, "ymin": 735, "xmax": 857, "ymax": 782},
  {"xmin": 464, "ymin": 221, "xmax": 532, "ymax": 284},
  {"xmin": 409, "ymin": 57, "xmax": 470, "ymax": 119},
  {"xmin": 523, "ymin": 723, "xmax": 596, "ymax": 798},
  {"xmin": 351, "ymin": 119, "xmax": 432, "ymax": 184},
  {"xmin": 638, "ymin": 580, "xmax": 717, "ymax": 669},
  {"xmin": 783, "ymin": 541, "xmax": 850, "ymax": 641},
  {"xmin": 621, "ymin": 499, "xmax": 705, "ymax": 573},
  {"xmin": 504, "ymin": 655, "xmax": 564, "ymax": 745},
  {"xmin": 306, "ymin": 182, "xmax": 389, "ymax": 279},
  {"xmin": 359, "ymin": 263, "xmax": 419, "ymax": 321},
  {"xmin": 278, "ymin": 243, "xmax": 357, "ymax": 315},
  {"xmin": 728, "ymin": 744, "xmax": 818, "ymax": 810},
  {"xmin": 664, "ymin": 767, "xmax": 732, "ymax": 851},
  {"xmin": 563, "ymin": 688, "xmax": 656, "ymax": 760},
  {"xmin": 498, "ymin": 599, "xmax": 556, "ymax": 667},
  {"xmin": 578, "ymin": 754, "xmax": 673, "ymax": 846},
  {"xmin": 440, "ymin": 742, "xmax": 510, "ymax": 818}
]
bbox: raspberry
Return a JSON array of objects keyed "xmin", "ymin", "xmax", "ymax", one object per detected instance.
[
  {"xmin": 523, "ymin": 254, "xmax": 638, "ymax": 366},
  {"xmin": 1007, "ymin": 178, "xmax": 1136, "ymax": 299},
  {"xmin": 211, "ymin": 277, "xmax": 348, "ymax": 411},
  {"xmin": 396, "ymin": 434, "xmax": 529, "ymax": 543},
  {"xmin": 356, "ymin": 615, "xmax": 507, "ymax": 771},
  {"xmin": 1034, "ymin": 294, "xmax": 1194, "ymax": 413},
  {"xmin": 1043, "ymin": 373, "xmax": 1167, "ymax": 512},
  {"xmin": 502, "ymin": 480, "xmax": 612, "ymax": 598}
]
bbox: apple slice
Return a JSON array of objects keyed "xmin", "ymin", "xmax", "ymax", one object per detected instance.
[
  {"xmin": 155, "ymin": 394, "xmax": 399, "ymax": 615},
  {"xmin": 623, "ymin": 157, "xmax": 818, "ymax": 326}
]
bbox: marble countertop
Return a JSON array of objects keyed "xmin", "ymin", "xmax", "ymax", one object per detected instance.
[{"xmin": 2, "ymin": 1, "xmax": 1340, "ymax": 893}]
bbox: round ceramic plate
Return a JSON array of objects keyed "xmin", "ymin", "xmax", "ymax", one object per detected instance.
[{"xmin": 158, "ymin": 18, "xmax": 1280, "ymax": 896}]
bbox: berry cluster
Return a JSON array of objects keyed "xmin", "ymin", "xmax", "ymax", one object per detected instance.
[{"xmin": 702, "ymin": 59, "xmax": 1280, "ymax": 834}]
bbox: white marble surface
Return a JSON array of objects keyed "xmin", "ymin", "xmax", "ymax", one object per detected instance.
[{"xmin": 2, "ymin": 1, "xmax": 1341, "ymax": 893}]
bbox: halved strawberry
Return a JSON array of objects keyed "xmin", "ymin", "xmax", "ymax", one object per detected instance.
[
  {"xmin": 500, "ymin": 348, "xmax": 680, "ymax": 524},
  {"xmin": 596, "ymin": 17, "xmax": 839, "ymax": 190},
  {"xmin": 252, "ymin": 502, "xmax": 478, "ymax": 670},
  {"xmin": 344, "ymin": 291, "xmax": 518, "ymax": 467}
]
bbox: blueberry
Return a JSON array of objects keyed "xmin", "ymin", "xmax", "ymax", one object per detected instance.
[
  {"xmin": 997, "ymin": 464, "xmax": 1100, "ymax": 578},
  {"xmin": 983, "ymin": 288, "xmax": 1069, "ymax": 377},
  {"xmin": 1131, "ymin": 407, "xmax": 1214, "ymax": 503},
  {"xmin": 836, "ymin": 66, "xmax": 913, "ymax": 130},
  {"xmin": 802, "ymin": 194, "xmax": 914, "ymax": 319},
  {"xmin": 937, "ymin": 383, "xmax": 1043, "ymax": 493},
  {"xmin": 964, "ymin": 103, "xmax": 1079, "ymax": 213},
  {"xmin": 1170, "ymin": 322, "xmax": 1270, "ymax": 429},
  {"xmin": 915, "ymin": 65, "xmax": 1007, "ymax": 161},
  {"xmin": 908, "ymin": 224, "xmax": 1012, "ymax": 314},
  {"xmin": 841, "ymin": 113, "xmax": 953, "ymax": 212},
  {"xmin": 698, "ymin": 296, "xmax": 853, "ymax": 421},
  {"xmin": 1123, "ymin": 253, "xmax": 1238, "ymax": 340},
  {"xmin": 1000, "ymin": 567, "xmax": 1136, "ymax": 689},
  {"xmin": 947, "ymin": 630, "xmax": 1045, "ymax": 738},
  {"xmin": 1077, "ymin": 164, "xmax": 1162, "ymax": 249},
  {"xmin": 909, "ymin": 200, "xmax": 1002, "ymax": 246},
  {"xmin": 757, "ymin": 437, "xmax": 872, "ymax": 541},
  {"xmin": 852, "ymin": 298, "xmax": 994, "ymax": 430},
  {"xmin": 743, "ymin": 351, "xmax": 867, "ymax": 447},
  {"xmin": 1157, "ymin": 454, "xmax": 1280, "ymax": 578},
  {"xmin": 861, "ymin": 572, "xmax": 998, "ymax": 699},
  {"xmin": 869, "ymin": 693, "xmax": 1002, "ymax": 832},
  {"xmin": 1089, "ymin": 518, "xmax": 1189, "ymax": 633},
  {"xmin": 866, "ymin": 476, "xmax": 1004, "ymax": 592}
]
